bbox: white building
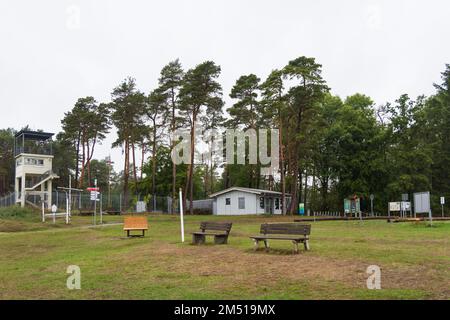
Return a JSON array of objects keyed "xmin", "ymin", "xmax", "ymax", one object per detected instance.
[
  {"xmin": 14, "ymin": 130, "xmax": 59, "ymax": 208},
  {"xmin": 209, "ymin": 187, "xmax": 291, "ymax": 215}
]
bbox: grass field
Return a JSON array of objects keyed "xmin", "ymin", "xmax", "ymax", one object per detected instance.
[{"xmin": 0, "ymin": 208, "xmax": 449, "ymax": 300}]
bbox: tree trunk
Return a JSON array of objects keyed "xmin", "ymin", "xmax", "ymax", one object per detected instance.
[
  {"xmin": 171, "ymin": 100, "xmax": 177, "ymax": 214},
  {"xmin": 188, "ymin": 115, "xmax": 196, "ymax": 215},
  {"xmin": 279, "ymin": 117, "xmax": 286, "ymax": 215},
  {"xmin": 75, "ymin": 131, "xmax": 81, "ymax": 185},
  {"xmin": 152, "ymin": 125, "xmax": 157, "ymax": 212},
  {"xmin": 209, "ymin": 140, "xmax": 214, "ymax": 195},
  {"xmin": 303, "ymin": 169, "xmax": 308, "ymax": 214},
  {"xmin": 289, "ymin": 157, "xmax": 299, "ymax": 215},
  {"xmin": 132, "ymin": 141, "xmax": 138, "ymax": 198},
  {"xmin": 123, "ymin": 139, "xmax": 130, "ymax": 212},
  {"xmin": 86, "ymin": 143, "xmax": 91, "ymax": 187},
  {"xmin": 79, "ymin": 135, "xmax": 86, "ymax": 189},
  {"xmin": 140, "ymin": 141, "xmax": 145, "ymax": 181}
]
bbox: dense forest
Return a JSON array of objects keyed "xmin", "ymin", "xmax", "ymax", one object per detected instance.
[{"xmin": 1, "ymin": 57, "xmax": 449, "ymax": 214}]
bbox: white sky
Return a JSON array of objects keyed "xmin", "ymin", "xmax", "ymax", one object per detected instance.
[{"xmin": 0, "ymin": 0, "xmax": 449, "ymax": 172}]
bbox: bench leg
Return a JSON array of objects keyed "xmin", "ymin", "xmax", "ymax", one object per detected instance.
[
  {"xmin": 264, "ymin": 240, "xmax": 270, "ymax": 251},
  {"xmin": 253, "ymin": 239, "xmax": 260, "ymax": 251},
  {"xmin": 304, "ymin": 240, "xmax": 310, "ymax": 251},
  {"xmin": 192, "ymin": 234, "xmax": 205, "ymax": 245},
  {"xmin": 292, "ymin": 241, "xmax": 299, "ymax": 254},
  {"xmin": 142, "ymin": 230, "xmax": 145, "ymax": 237},
  {"xmin": 214, "ymin": 235, "xmax": 228, "ymax": 245},
  {"xmin": 127, "ymin": 230, "xmax": 130, "ymax": 237}
]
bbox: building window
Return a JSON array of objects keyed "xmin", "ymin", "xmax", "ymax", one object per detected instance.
[
  {"xmin": 275, "ymin": 198, "xmax": 280, "ymax": 210},
  {"xmin": 225, "ymin": 198, "xmax": 231, "ymax": 205},
  {"xmin": 260, "ymin": 197, "xmax": 265, "ymax": 209},
  {"xmin": 238, "ymin": 197, "xmax": 245, "ymax": 209},
  {"xmin": 25, "ymin": 158, "xmax": 44, "ymax": 166}
]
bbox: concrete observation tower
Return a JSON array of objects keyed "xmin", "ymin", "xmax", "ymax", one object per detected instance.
[{"xmin": 14, "ymin": 130, "xmax": 59, "ymax": 208}]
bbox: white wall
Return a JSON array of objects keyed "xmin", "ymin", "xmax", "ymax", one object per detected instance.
[
  {"xmin": 215, "ymin": 191, "xmax": 258, "ymax": 215},
  {"xmin": 15, "ymin": 154, "xmax": 53, "ymax": 177},
  {"xmin": 213, "ymin": 191, "xmax": 286, "ymax": 215}
]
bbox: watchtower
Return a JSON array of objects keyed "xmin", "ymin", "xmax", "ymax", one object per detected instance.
[{"xmin": 14, "ymin": 130, "xmax": 59, "ymax": 208}]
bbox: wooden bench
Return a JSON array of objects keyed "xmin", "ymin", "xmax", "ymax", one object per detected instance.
[
  {"xmin": 123, "ymin": 216, "xmax": 148, "ymax": 237},
  {"xmin": 192, "ymin": 221, "xmax": 233, "ymax": 245},
  {"xmin": 250, "ymin": 223, "xmax": 311, "ymax": 253}
]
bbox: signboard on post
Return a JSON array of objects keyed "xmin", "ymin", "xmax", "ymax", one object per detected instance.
[
  {"xmin": 389, "ymin": 202, "xmax": 401, "ymax": 212},
  {"xmin": 413, "ymin": 191, "xmax": 432, "ymax": 224},
  {"xmin": 344, "ymin": 199, "xmax": 351, "ymax": 214},
  {"xmin": 440, "ymin": 197, "xmax": 445, "ymax": 205},
  {"xmin": 90, "ymin": 191, "xmax": 99, "ymax": 201},
  {"xmin": 401, "ymin": 201, "xmax": 411, "ymax": 211},
  {"xmin": 136, "ymin": 201, "xmax": 146, "ymax": 213},
  {"xmin": 88, "ymin": 181, "xmax": 100, "ymax": 225},
  {"xmin": 299, "ymin": 203, "xmax": 305, "ymax": 215},
  {"xmin": 413, "ymin": 192, "xmax": 430, "ymax": 214}
]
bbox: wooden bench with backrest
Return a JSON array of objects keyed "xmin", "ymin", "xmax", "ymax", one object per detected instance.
[
  {"xmin": 123, "ymin": 216, "xmax": 148, "ymax": 237},
  {"xmin": 192, "ymin": 221, "xmax": 233, "ymax": 245},
  {"xmin": 250, "ymin": 223, "xmax": 311, "ymax": 253}
]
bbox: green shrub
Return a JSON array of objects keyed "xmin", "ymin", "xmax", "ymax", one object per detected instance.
[{"xmin": 0, "ymin": 206, "xmax": 37, "ymax": 219}]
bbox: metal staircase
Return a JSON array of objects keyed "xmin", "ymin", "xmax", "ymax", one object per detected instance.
[{"xmin": 25, "ymin": 170, "xmax": 59, "ymax": 191}]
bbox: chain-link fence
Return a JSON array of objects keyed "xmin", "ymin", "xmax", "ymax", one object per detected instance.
[
  {"xmin": 0, "ymin": 193, "xmax": 16, "ymax": 208},
  {"xmin": 0, "ymin": 190, "xmax": 214, "ymax": 215}
]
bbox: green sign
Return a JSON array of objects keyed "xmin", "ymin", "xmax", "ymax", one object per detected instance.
[
  {"xmin": 299, "ymin": 203, "xmax": 305, "ymax": 215},
  {"xmin": 344, "ymin": 199, "xmax": 351, "ymax": 213}
]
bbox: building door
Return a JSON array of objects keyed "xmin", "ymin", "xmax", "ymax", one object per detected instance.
[{"xmin": 265, "ymin": 197, "xmax": 274, "ymax": 214}]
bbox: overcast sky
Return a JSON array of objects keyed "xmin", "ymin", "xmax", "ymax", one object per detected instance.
[{"xmin": 1, "ymin": 0, "xmax": 449, "ymax": 172}]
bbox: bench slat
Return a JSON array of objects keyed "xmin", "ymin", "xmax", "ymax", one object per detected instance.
[
  {"xmin": 123, "ymin": 216, "xmax": 148, "ymax": 231},
  {"xmin": 250, "ymin": 235, "xmax": 308, "ymax": 241},
  {"xmin": 200, "ymin": 221, "xmax": 232, "ymax": 233},
  {"xmin": 260, "ymin": 223, "xmax": 311, "ymax": 235},
  {"xmin": 193, "ymin": 231, "xmax": 228, "ymax": 235}
]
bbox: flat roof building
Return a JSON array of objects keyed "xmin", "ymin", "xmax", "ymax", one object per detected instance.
[{"xmin": 209, "ymin": 187, "xmax": 291, "ymax": 215}]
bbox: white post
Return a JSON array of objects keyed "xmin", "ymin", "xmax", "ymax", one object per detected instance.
[
  {"xmin": 65, "ymin": 195, "xmax": 69, "ymax": 224},
  {"xmin": 179, "ymin": 188, "xmax": 184, "ymax": 243},
  {"xmin": 42, "ymin": 201, "xmax": 45, "ymax": 222},
  {"xmin": 53, "ymin": 203, "xmax": 56, "ymax": 224},
  {"xmin": 94, "ymin": 179, "xmax": 97, "ymax": 226},
  {"xmin": 68, "ymin": 175, "xmax": 72, "ymax": 219},
  {"xmin": 100, "ymin": 193, "xmax": 103, "ymax": 224}
]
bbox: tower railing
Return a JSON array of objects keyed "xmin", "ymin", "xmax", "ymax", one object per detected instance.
[{"xmin": 15, "ymin": 145, "xmax": 52, "ymax": 156}]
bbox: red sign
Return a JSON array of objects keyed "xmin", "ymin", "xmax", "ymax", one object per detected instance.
[{"xmin": 87, "ymin": 187, "xmax": 100, "ymax": 191}]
